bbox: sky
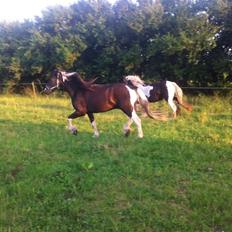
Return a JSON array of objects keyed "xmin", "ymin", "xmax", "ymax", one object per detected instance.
[{"xmin": 0, "ymin": 0, "xmax": 116, "ymax": 22}]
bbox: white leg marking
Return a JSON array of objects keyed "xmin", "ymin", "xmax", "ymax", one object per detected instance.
[
  {"xmin": 91, "ymin": 120, "xmax": 99, "ymax": 138},
  {"xmin": 125, "ymin": 86, "xmax": 144, "ymax": 138},
  {"xmin": 168, "ymin": 99, "xmax": 177, "ymax": 118},
  {"xmin": 123, "ymin": 118, "xmax": 133, "ymax": 135},
  {"xmin": 132, "ymin": 110, "xmax": 143, "ymax": 138},
  {"xmin": 166, "ymin": 81, "xmax": 177, "ymax": 118},
  {"xmin": 67, "ymin": 118, "xmax": 77, "ymax": 134}
]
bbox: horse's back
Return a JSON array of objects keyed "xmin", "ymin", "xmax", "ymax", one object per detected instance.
[{"xmin": 85, "ymin": 83, "xmax": 130, "ymax": 112}]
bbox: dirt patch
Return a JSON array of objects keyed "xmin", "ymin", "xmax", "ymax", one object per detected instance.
[{"xmin": 140, "ymin": 110, "xmax": 171, "ymax": 121}]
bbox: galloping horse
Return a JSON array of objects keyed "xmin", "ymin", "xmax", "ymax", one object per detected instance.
[
  {"xmin": 124, "ymin": 75, "xmax": 192, "ymax": 118},
  {"xmin": 44, "ymin": 70, "xmax": 154, "ymax": 138}
]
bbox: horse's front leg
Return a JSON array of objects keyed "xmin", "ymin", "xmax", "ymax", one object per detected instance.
[
  {"xmin": 124, "ymin": 118, "xmax": 133, "ymax": 137},
  {"xmin": 87, "ymin": 113, "xmax": 99, "ymax": 138},
  {"xmin": 67, "ymin": 111, "xmax": 85, "ymax": 135},
  {"xmin": 122, "ymin": 108, "xmax": 143, "ymax": 138}
]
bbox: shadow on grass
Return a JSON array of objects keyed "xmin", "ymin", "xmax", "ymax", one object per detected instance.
[
  {"xmin": 30, "ymin": 103, "xmax": 69, "ymax": 111},
  {"xmin": 208, "ymin": 113, "xmax": 232, "ymax": 120},
  {"xmin": 1, "ymin": 119, "xmax": 231, "ymax": 232}
]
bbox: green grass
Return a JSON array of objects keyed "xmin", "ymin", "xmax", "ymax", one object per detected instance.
[{"xmin": 0, "ymin": 94, "xmax": 231, "ymax": 232}]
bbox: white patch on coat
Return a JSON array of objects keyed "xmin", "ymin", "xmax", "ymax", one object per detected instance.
[
  {"xmin": 125, "ymin": 86, "xmax": 143, "ymax": 138},
  {"xmin": 166, "ymin": 81, "xmax": 176, "ymax": 99},
  {"xmin": 166, "ymin": 81, "xmax": 177, "ymax": 116},
  {"xmin": 138, "ymin": 85, "xmax": 153, "ymax": 98},
  {"xmin": 126, "ymin": 86, "xmax": 138, "ymax": 107}
]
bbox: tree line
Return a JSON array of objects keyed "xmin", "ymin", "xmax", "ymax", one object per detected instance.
[{"xmin": 0, "ymin": 0, "xmax": 231, "ymax": 93}]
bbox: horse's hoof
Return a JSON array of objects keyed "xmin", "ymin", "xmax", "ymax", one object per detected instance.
[
  {"xmin": 138, "ymin": 134, "xmax": 143, "ymax": 138},
  {"xmin": 124, "ymin": 130, "xmax": 131, "ymax": 137},
  {"xmin": 72, "ymin": 129, "xmax": 78, "ymax": 135},
  {"xmin": 93, "ymin": 133, "xmax": 99, "ymax": 138}
]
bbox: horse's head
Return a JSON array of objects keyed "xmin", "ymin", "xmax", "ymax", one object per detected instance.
[
  {"xmin": 123, "ymin": 75, "xmax": 144, "ymax": 88},
  {"xmin": 44, "ymin": 70, "xmax": 76, "ymax": 94}
]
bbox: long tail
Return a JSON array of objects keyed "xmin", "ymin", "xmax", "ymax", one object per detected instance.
[
  {"xmin": 139, "ymin": 99, "xmax": 167, "ymax": 121},
  {"xmin": 135, "ymin": 88, "xmax": 157, "ymax": 120},
  {"xmin": 140, "ymin": 100, "xmax": 156, "ymax": 120},
  {"xmin": 173, "ymin": 83, "xmax": 192, "ymax": 112}
]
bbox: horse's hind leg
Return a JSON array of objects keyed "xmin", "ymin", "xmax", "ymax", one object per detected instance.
[
  {"xmin": 168, "ymin": 99, "xmax": 177, "ymax": 118},
  {"xmin": 132, "ymin": 110, "xmax": 143, "ymax": 138},
  {"xmin": 175, "ymin": 100, "xmax": 181, "ymax": 116},
  {"xmin": 87, "ymin": 113, "xmax": 99, "ymax": 138}
]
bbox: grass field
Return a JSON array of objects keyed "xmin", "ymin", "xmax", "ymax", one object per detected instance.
[{"xmin": 0, "ymin": 94, "xmax": 231, "ymax": 232}]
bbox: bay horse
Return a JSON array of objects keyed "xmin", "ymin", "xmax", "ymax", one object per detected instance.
[
  {"xmin": 124, "ymin": 75, "xmax": 192, "ymax": 118},
  {"xmin": 44, "ymin": 70, "xmax": 154, "ymax": 138}
]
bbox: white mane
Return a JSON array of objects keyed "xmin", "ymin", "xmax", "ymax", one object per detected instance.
[{"xmin": 124, "ymin": 75, "xmax": 144, "ymax": 87}]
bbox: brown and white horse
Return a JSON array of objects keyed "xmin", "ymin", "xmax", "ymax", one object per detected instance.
[
  {"xmin": 124, "ymin": 75, "xmax": 192, "ymax": 118},
  {"xmin": 44, "ymin": 70, "xmax": 154, "ymax": 138}
]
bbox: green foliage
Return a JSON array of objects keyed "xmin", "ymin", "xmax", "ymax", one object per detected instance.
[
  {"xmin": 0, "ymin": 0, "xmax": 231, "ymax": 91},
  {"xmin": 0, "ymin": 95, "xmax": 231, "ymax": 231}
]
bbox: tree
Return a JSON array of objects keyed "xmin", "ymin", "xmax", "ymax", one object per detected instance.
[{"xmin": 0, "ymin": 0, "xmax": 231, "ymax": 93}]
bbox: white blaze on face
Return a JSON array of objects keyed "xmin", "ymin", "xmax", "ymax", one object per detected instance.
[{"xmin": 166, "ymin": 81, "xmax": 177, "ymax": 116}]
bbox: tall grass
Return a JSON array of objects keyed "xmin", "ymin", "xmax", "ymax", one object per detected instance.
[{"xmin": 0, "ymin": 94, "xmax": 231, "ymax": 231}]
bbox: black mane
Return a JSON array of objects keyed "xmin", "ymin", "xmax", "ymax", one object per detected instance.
[{"xmin": 68, "ymin": 73, "xmax": 97, "ymax": 91}]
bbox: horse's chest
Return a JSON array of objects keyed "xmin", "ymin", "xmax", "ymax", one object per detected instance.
[{"xmin": 72, "ymin": 96, "xmax": 87, "ymax": 111}]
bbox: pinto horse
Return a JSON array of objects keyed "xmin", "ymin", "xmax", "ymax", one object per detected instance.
[
  {"xmin": 44, "ymin": 70, "xmax": 154, "ymax": 138},
  {"xmin": 124, "ymin": 75, "xmax": 192, "ymax": 118}
]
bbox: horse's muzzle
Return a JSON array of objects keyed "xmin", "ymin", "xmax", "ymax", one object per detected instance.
[{"xmin": 43, "ymin": 86, "xmax": 52, "ymax": 94}]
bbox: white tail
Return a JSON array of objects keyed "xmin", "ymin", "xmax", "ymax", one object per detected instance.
[
  {"xmin": 173, "ymin": 82, "xmax": 192, "ymax": 112},
  {"xmin": 173, "ymin": 82, "xmax": 183, "ymax": 104}
]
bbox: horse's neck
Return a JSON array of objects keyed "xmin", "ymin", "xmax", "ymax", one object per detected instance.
[{"xmin": 64, "ymin": 83, "xmax": 77, "ymax": 98}]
